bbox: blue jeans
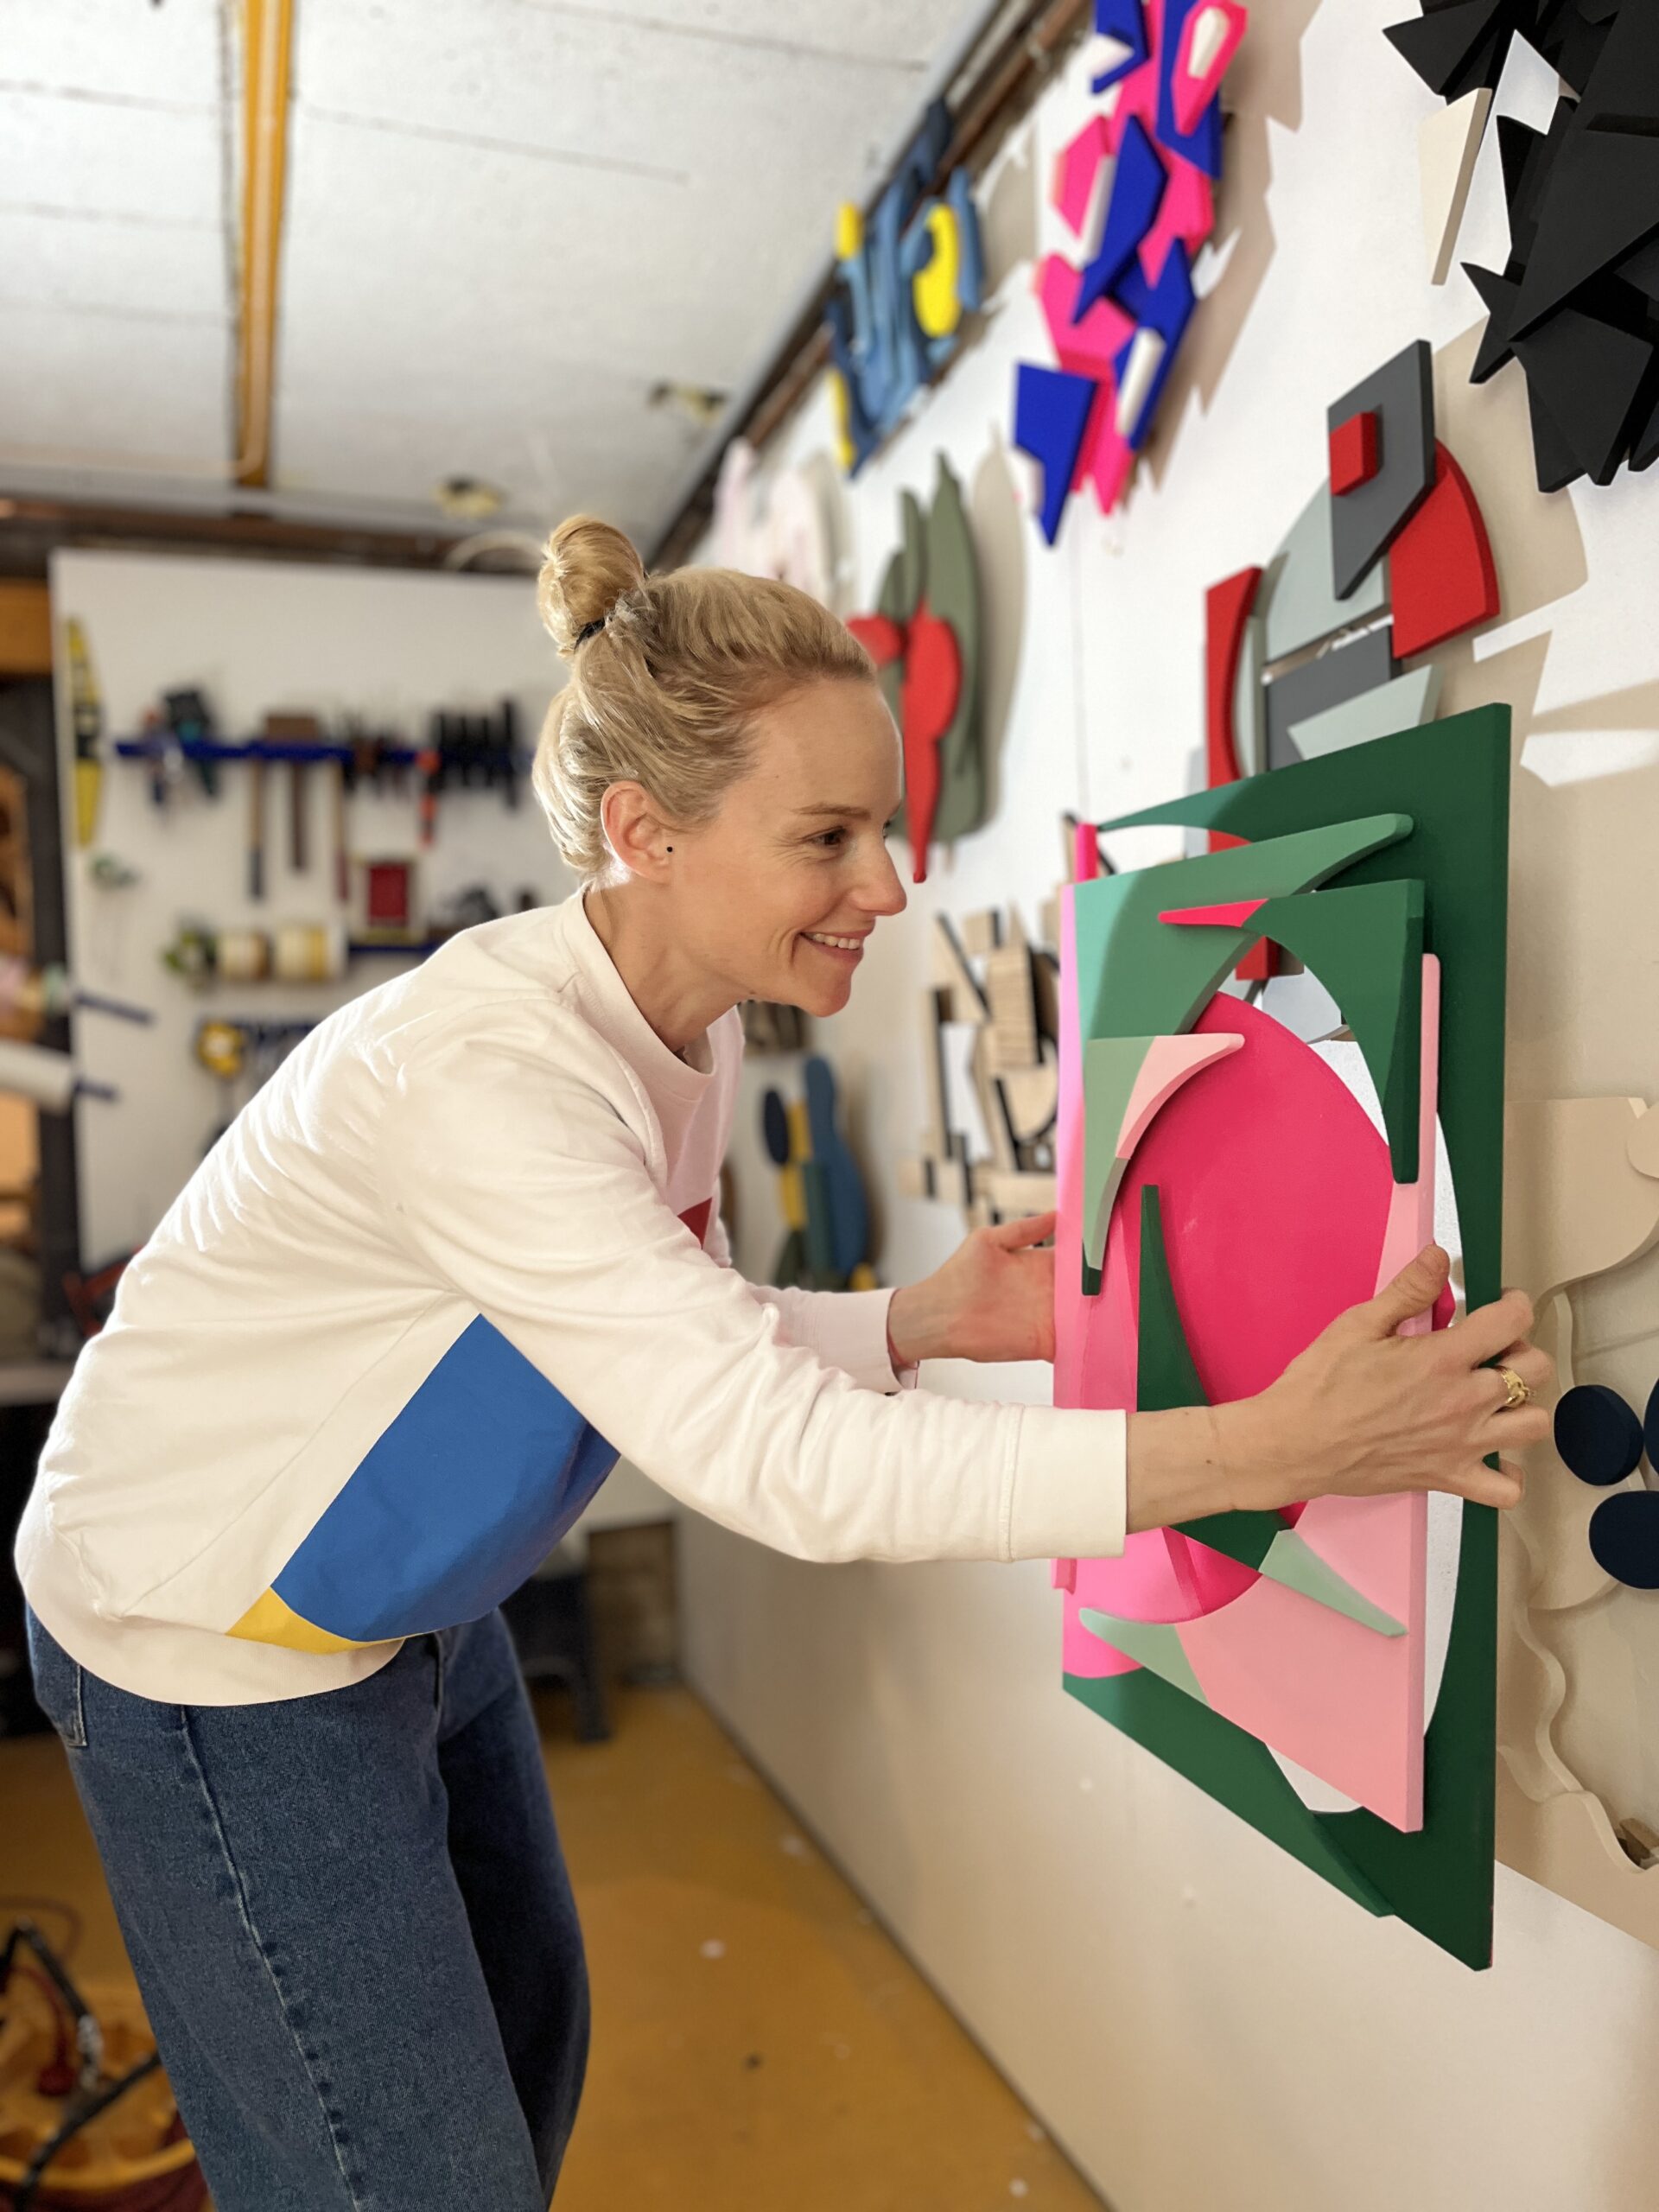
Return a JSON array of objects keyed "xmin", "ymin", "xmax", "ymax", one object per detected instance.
[{"xmin": 26, "ymin": 1606, "xmax": 588, "ymax": 2211}]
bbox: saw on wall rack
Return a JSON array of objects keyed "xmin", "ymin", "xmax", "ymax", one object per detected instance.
[
  {"xmin": 1013, "ymin": 0, "xmax": 1249, "ymax": 543},
  {"xmin": 826, "ymin": 100, "xmax": 985, "ymax": 478},
  {"xmin": 1385, "ymin": 1, "xmax": 1659, "ymax": 491}
]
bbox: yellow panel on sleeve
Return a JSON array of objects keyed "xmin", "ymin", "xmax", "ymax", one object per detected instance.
[{"xmin": 226, "ymin": 1587, "xmax": 380, "ymax": 1654}]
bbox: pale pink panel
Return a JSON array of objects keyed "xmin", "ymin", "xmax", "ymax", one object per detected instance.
[
  {"xmin": 1114, "ymin": 1032, "xmax": 1243, "ymax": 1164},
  {"xmin": 1293, "ymin": 1491, "xmax": 1423, "ymax": 1641},
  {"xmin": 1179, "ymin": 1568, "xmax": 1423, "ymax": 1830}
]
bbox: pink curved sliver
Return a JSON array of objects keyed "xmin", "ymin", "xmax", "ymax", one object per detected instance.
[{"xmin": 1114, "ymin": 1031, "xmax": 1243, "ymax": 1164}]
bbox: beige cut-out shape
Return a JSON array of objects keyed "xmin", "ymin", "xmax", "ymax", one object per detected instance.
[
  {"xmin": 1497, "ymin": 1096, "xmax": 1659, "ymax": 1949},
  {"xmin": 1420, "ymin": 87, "xmax": 1493, "ymax": 286},
  {"xmin": 929, "ymin": 916, "xmax": 987, "ymax": 1022}
]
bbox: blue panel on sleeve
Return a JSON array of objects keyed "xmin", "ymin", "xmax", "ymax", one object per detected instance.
[{"xmin": 272, "ymin": 1316, "xmax": 619, "ymax": 1642}]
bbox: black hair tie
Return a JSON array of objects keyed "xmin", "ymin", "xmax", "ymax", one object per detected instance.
[{"xmin": 576, "ymin": 614, "xmax": 608, "ymax": 645}]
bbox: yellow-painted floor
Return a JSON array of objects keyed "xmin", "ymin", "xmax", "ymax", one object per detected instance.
[{"xmin": 0, "ymin": 1683, "xmax": 1104, "ymax": 2211}]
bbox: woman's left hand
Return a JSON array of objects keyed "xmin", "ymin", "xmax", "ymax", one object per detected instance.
[{"xmin": 887, "ymin": 1212, "xmax": 1057, "ymax": 1368}]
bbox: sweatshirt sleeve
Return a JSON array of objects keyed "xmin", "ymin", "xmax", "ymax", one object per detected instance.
[
  {"xmin": 377, "ymin": 1007, "xmax": 1123, "ymax": 1567},
  {"xmin": 703, "ymin": 1204, "xmax": 913, "ymax": 1395}
]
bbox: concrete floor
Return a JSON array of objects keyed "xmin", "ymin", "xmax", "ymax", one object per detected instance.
[{"xmin": 0, "ymin": 1681, "xmax": 1105, "ymax": 2210}]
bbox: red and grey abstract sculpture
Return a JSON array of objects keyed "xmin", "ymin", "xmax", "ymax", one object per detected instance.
[
  {"xmin": 1387, "ymin": 1, "xmax": 1659, "ymax": 490},
  {"xmin": 1201, "ymin": 340, "xmax": 1499, "ymax": 981},
  {"xmin": 847, "ymin": 456, "xmax": 983, "ymax": 885},
  {"xmin": 1013, "ymin": 0, "xmax": 1249, "ymax": 543}
]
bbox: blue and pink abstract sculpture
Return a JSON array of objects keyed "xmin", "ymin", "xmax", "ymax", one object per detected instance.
[{"xmin": 1014, "ymin": 0, "xmax": 1249, "ymax": 542}]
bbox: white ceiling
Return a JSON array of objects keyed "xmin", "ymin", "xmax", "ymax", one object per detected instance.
[{"xmin": 0, "ymin": 0, "xmax": 985, "ymax": 544}]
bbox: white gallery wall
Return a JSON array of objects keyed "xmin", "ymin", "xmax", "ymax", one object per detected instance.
[{"xmin": 687, "ymin": 3, "xmax": 1659, "ymax": 2208}]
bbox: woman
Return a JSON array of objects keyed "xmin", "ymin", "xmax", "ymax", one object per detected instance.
[{"xmin": 16, "ymin": 518, "xmax": 1549, "ymax": 2210}]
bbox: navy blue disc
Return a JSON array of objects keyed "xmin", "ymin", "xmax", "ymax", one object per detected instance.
[
  {"xmin": 1588, "ymin": 1493, "xmax": 1659, "ymax": 1591},
  {"xmin": 1554, "ymin": 1383, "xmax": 1643, "ymax": 1487},
  {"xmin": 760, "ymin": 1089, "xmax": 791, "ymax": 1166}
]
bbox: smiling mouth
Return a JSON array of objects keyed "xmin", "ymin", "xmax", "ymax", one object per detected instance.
[{"xmin": 804, "ymin": 931, "xmax": 868, "ymax": 954}]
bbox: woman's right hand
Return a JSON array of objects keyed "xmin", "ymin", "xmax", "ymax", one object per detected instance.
[{"xmin": 1216, "ymin": 1245, "xmax": 1553, "ymax": 1516}]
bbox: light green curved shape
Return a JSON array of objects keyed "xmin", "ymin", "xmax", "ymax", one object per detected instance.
[
  {"xmin": 1078, "ymin": 1610, "xmax": 1209, "ymax": 1706},
  {"xmin": 1259, "ymin": 1530, "xmax": 1406, "ymax": 1637},
  {"xmin": 1073, "ymin": 811, "xmax": 1414, "ymax": 1046}
]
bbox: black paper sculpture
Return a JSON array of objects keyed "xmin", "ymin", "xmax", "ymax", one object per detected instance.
[{"xmin": 1386, "ymin": 2, "xmax": 1659, "ymax": 491}]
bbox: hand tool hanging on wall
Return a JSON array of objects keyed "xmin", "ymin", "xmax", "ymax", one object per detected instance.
[
  {"xmin": 417, "ymin": 715, "xmax": 443, "ymax": 848},
  {"xmin": 246, "ymin": 744, "xmax": 267, "ymax": 899},
  {"xmin": 263, "ymin": 712, "xmax": 324, "ymax": 874},
  {"xmin": 64, "ymin": 617, "xmax": 104, "ymax": 848},
  {"xmin": 163, "ymin": 689, "xmax": 219, "ymax": 798}
]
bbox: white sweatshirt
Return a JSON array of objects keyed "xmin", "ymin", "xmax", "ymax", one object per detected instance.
[{"xmin": 16, "ymin": 893, "xmax": 1125, "ymax": 1704}]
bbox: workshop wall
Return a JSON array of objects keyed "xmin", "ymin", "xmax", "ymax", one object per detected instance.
[
  {"xmin": 683, "ymin": 4, "xmax": 1659, "ymax": 2208},
  {"xmin": 49, "ymin": 549, "xmax": 574, "ymax": 1261}
]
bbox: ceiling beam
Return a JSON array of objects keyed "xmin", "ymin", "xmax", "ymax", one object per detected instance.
[
  {"xmin": 236, "ymin": 0, "xmax": 298, "ymax": 489},
  {"xmin": 0, "ymin": 496, "xmax": 464, "ymax": 577}
]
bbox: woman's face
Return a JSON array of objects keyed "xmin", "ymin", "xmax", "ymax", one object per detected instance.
[{"xmin": 671, "ymin": 677, "xmax": 908, "ymax": 1017}]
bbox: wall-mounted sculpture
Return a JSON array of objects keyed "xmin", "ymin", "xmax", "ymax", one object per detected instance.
[
  {"xmin": 1054, "ymin": 708, "xmax": 1510, "ymax": 1968},
  {"xmin": 826, "ymin": 100, "xmax": 985, "ymax": 478},
  {"xmin": 1013, "ymin": 0, "xmax": 1249, "ymax": 543},
  {"xmin": 713, "ymin": 439, "xmax": 838, "ymax": 607},
  {"xmin": 847, "ymin": 456, "xmax": 986, "ymax": 883},
  {"xmin": 760, "ymin": 1057, "xmax": 878, "ymax": 1293},
  {"xmin": 897, "ymin": 906, "xmax": 1062, "ymax": 1230},
  {"xmin": 1386, "ymin": 1, "xmax": 1659, "ymax": 491},
  {"xmin": 1204, "ymin": 340, "xmax": 1499, "ymax": 995},
  {"xmin": 1497, "ymin": 1096, "xmax": 1659, "ymax": 1949}
]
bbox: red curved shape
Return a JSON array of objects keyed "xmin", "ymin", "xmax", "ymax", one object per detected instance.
[
  {"xmin": 1388, "ymin": 442, "xmax": 1499, "ymax": 660},
  {"xmin": 899, "ymin": 602, "xmax": 962, "ymax": 884},
  {"xmin": 847, "ymin": 612, "xmax": 904, "ymax": 667}
]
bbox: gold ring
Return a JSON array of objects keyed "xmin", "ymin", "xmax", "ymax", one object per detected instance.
[{"xmin": 1498, "ymin": 1364, "xmax": 1532, "ymax": 1410}]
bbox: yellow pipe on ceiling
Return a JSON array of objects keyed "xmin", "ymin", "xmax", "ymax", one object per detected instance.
[{"xmin": 235, "ymin": 0, "xmax": 296, "ymax": 489}]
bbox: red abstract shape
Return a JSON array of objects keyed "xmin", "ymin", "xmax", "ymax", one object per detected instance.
[
  {"xmin": 1388, "ymin": 442, "xmax": 1500, "ymax": 660},
  {"xmin": 847, "ymin": 613, "xmax": 904, "ymax": 666},
  {"xmin": 1159, "ymin": 899, "xmax": 1268, "ymax": 927},
  {"xmin": 1329, "ymin": 409, "xmax": 1381, "ymax": 495},
  {"xmin": 678, "ymin": 1197, "xmax": 714, "ymax": 1247},
  {"xmin": 898, "ymin": 602, "xmax": 962, "ymax": 884},
  {"xmin": 1202, "ymin": 566, "xmax": 1274, "ymax": 975},
  {"xmin": 1204, "ymin": 566, "xmax": 1260, "ymax": 794}
]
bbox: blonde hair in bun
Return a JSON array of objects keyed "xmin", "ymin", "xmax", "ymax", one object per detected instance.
[{"xmin": 532, "ymin": 512, "xmax": 874, "ymax": 885}]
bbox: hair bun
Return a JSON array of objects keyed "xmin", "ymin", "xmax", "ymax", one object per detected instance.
[{"xmin": 537, "ymin": 514, "xmax": 647, "ymax": 660}]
